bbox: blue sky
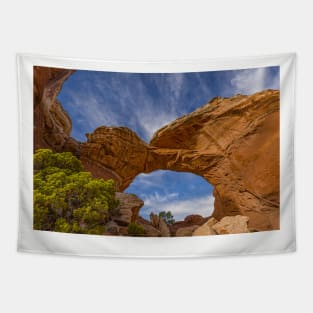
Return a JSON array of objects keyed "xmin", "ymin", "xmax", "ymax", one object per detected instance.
[
  {"xmin": 58, "ymin": 66, "xmax": 279, "ymax": 220},
  {"xmin": 125, "ymin": 170, "xmax": 215, "ymax": 220}
]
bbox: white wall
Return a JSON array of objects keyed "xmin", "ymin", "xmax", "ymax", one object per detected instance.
[{"xmin": 0, "ymin": 1, "xmax": 311, "ymax": 312}]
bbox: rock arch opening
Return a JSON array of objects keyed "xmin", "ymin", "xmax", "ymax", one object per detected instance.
[{"xmin": 125, "ymin": 170, "xmax": 214, "ymax": 222}]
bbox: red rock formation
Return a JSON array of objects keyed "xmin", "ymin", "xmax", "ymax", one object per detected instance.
[
  {"xmin": 170, "ymin": 215, "xmax": 209, "ymax": 235},
  {"xmin": 81, "ymin": 126, "xmax": 149, "ymax": 190},
  {"xmin": 33, "ymin": 66, "xmax": 76, "ymax": 152},
  {"xmin": 113, "ymin": 192, "xmax": 144, "ymax": 226},
  {"xmin": 149, "ymin": 91, "xmax": 280, "ymax": 231},
  {"xmin": 33, "ymin": 67, "xmax": 280, "ymax": 231},
  {"xmin": 34, "ymin": 67, "xmax": 121, "ymax": 183}
]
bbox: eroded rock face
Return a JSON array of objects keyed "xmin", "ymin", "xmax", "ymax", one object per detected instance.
[
  {"xmin": 33, "ymin": 66, "xmax": 76, "ymax": 152},
  {"xmin": 112, "ymin": 192, "xmax": 144, "ymax": 226},
  {"xmin": 81, "ymin": 91, "xmax": 279, "ymax": 231},
  {"xmin": 34, "ymin": 67, "xmax": 280, "ymax": 231},
  {"xmin": 81, "ymin": 126, "xmax": 149, "ymax": 190},
  {"xmin": 149, "ymin": 91, "xmax": 280, "ymax": 231},
  {"xmin": 150, "ymin": 213, "xmax": 171, "ymax": 237},
  {"xmin": 105, "ymin": 221, "xmax": 120, "ymax": 235}
]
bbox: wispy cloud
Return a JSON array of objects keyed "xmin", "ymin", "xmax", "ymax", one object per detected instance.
[
  {"xmin": 141, "ymin": 194, "xmax": 215, "ymax": 220},
  {"xmin": 127, "ymin": 73, "xmax": 184, "ymax": 140},
  {"xmin": 167, "ymin": 73, "xmax": 185, "ymax": 101},
  {"xmin": 126, "ymin": 170, "xmax": 214, "ymax": 220},
  {"xmin": 59, "ymin": 67, "xmax": 279, "ymax": 142},
  {"xmin": 138, "ymin": 110, "xmax": 178, "ymax": 140},
  {"xmin": 133, "ymin": 172, "xmax": 167, "ymax": 188},
  {"xmin": 143, "ymin": 191, "xmax": 179, "ymax": 204},
  {"xmin": 230, "ymin": 67, "xmax": 278, "ymax": 95}
]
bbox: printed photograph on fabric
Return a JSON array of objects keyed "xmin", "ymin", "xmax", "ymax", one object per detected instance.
[{"xmin": 33, "ymin": 66, "xmax": 280, "ymax": 237}]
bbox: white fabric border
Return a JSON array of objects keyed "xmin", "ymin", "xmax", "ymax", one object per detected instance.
[{"xmin": 17, "ymin": 53, "xmax": 296, "ymax": 258}]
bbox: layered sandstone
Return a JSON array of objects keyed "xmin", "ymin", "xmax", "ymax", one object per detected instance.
[
  {"xmin": 113, "ymin": 192, "xmax": 144, "ymax": 226},
  {"xmin": 81, "ymin": 126, "xmax": 149, "ymax": 190},
  {"xmin": 33, "ymin": 67, "xmax": 76, "ymax": 152},
  {"xmin": 149, "ymin": 91, "xmax": 280, "ymax": 230},
  {"xmin": 34, "ymin": 67, "xmax": 280, "ymax": 231}
]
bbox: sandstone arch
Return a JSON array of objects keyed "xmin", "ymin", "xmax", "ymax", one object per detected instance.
[{"xmin": 34, "ymin": 67, "xmax": 280, "ymax": 231}]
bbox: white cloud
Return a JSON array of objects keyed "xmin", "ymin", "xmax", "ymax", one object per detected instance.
[
  {"xmin": 167, "ymin": 73, "xmax": 184, "ymax": 100},
  {"xmin": 144, "ymin": 191, "xmax": 179, "ymax": 204},
  {"xmin": 230, "ymin": 68, "xmax": 268, "ymax": 95},
  {"xmin": 133, "ymin": 172, "xmax": 167, "ymax": 188},
  {"xmin": 61, "ymin": 67, "xmax": 279, "ymax": 143},
  {"xmin": 138, "ymin": 110, "xmax": 178, "ymax": 140},
  {"xmin": 65, "ymin": 89, "xmax": 120, "ymax": 140},
  {"xmin": 62, "ymin": 72, "xmax": 188, "ymax": 142},
  {"xmin": 141, "ymin": 194, "xmax": 215, "ymax": 220},
  {"xmin": 130, "ymin": 74, "xmax": 184, "ymax": 140}
]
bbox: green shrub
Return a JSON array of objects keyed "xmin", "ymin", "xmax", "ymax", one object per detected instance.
[
  {"xmin": 127, "ymin": 222, "xmax": 145, "ymax": 236},
  {"xmin": 33, "ymin": 149, "xmax": 118, "ymax": 235},
  {"xmin": 54, "ymin": 218, "xmax": 72, "ymax": 233}
]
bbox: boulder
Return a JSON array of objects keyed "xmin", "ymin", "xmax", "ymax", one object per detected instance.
[
  {"xmin": 176, "ymin": 225, "xmax": 199, "ymax": 237},
  {"xmin": 192, "ymin": 217, "xmax": 218, "ymax": 236},
  {"xmin": 105, "ymin": 221, "xmax": 119, "ymax": 235},
  {"xmin": 170, "ymin": 215, "xmax": 209, "ymax": 235},
  {"xmin": 212, "ymin": 215, "xmax": 250, "ymax": 234},
  {"xmin": 159, "ymin": 218, "xmax": 171, "ymax": 237},
  {"xmin": 143, "ymin": 224, "xmax": 161, "ymax": 237},
  {"xmin": 184, "ymin": 214, "xmax": 206, "ymax": 225},
  {"xmin": 112, "ymin": 192, "xmax": 144, "ymax": 226},
  {"xmin": 118, "ymin": 226, "xmax": 129, "ymax": 236}
]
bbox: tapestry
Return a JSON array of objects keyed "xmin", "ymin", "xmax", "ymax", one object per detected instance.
[{"xmin": 17, "ymin": 53, "xmax": 296, "ymax": 257}]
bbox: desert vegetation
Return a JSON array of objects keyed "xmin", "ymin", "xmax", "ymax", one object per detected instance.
[{"xmin": 33, "ymin": 149, "xmax": 118, "ymax": 235}]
